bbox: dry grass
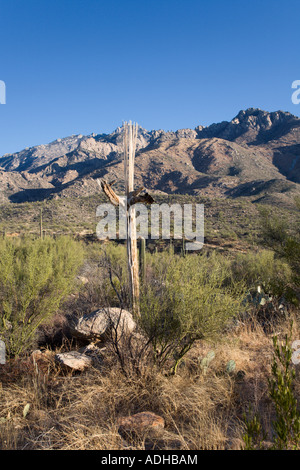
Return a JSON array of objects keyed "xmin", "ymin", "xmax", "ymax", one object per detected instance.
[
  {"xmin": 0, "ymin": 358, "xmax": 233, "ymax": 450},
  {"xmin": 1, "ymin": 312, "xmax": 300, "ymax": 450}
]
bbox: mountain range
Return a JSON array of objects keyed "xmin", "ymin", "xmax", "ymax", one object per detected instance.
[{"xmin": 1, "ymin": 108, "xmax": 300, "ymax": 207}]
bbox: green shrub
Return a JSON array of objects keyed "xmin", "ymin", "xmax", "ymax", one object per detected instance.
[
  {"xmin": 0, "ymin": 236, "xmax": 84, "ymax": 357},
  {"xmin": 243, "ymin": 327, "xmax": 300, "ymax": 450},
  {"xmin": 242, "ymin": 412, "xmax": 267, "ymax": 450},
  {"xmin": 140, "ymin": 252, "xmax": 245, "ymax": 374},
  {"xmin": 231, "ymin": 250, "xmax": 292, "ymax": 297},
  {"xmin": 268, "ymin": 332, "xmax": 300, "ymax": 449},
  {"xmin": 259, "ymin": 207, "xmax": 300, "ymax": 301}
]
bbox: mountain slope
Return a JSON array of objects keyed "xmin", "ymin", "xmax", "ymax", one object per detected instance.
[{"xmin": 1, "ymin": 108, "xmax": 300, "ymax": 206}]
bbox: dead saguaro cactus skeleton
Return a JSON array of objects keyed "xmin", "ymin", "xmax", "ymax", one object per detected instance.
[{"xmin": 99, "ymin": 121, "xmax": 154, "ymax": 316}]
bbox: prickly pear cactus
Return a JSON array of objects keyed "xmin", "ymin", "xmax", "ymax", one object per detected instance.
[
  {"xmin": 226, "ymin": 360, "xmax": 236, "ymax": 374},
  {"xmin": 200, "ymin": 350, "xmax": 215, "ymax": 373}
]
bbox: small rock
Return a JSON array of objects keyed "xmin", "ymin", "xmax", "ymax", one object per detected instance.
[
  {"xmin": 228, "ymin": 438, "xmax": 245, "ymax": 450},
  {"xmin": 117, "ymin": 412, "xmax": 165, "ymax": 439},
  {"xmin": 0, "ymin": 339, "xmax": 6, "ymax": 365},
  {"xmin": 77, "ymin": 276, "xmax": 89, "ymax": 285},
  {"xmin": 78, "ymin": 343, "xmax": 106, "ymax": 355},
  {"xmin": 261, "ymin": 440, "xmax": 274, "ymax": 450},
  {"xmin": 78, "ymin": 343, "xmax": 106, "ymax": 367},
  {"xmin": 55, "ymin": 351, "xmax": 93, "ymax": 371},
  {"xmin": 144, "ymin": 430, "xmax": 183, "ymax": 450}
]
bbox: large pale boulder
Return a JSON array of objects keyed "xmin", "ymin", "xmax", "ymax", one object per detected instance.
[{"xmin": 71, "ymin": 308, "xmax": 136, "ymax": 341}]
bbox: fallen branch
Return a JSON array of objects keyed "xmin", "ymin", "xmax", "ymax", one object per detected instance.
[{"xmin": 98, "ymin": 179, "xmax": 154, "ymax": 209}]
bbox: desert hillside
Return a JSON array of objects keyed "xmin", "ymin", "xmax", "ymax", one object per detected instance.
[{"xmin": 1, "ymin": 108, "xmax": 300, "ymax": 207}]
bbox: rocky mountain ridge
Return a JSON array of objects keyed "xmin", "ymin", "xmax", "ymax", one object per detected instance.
[{"xmin": 1, "ymin": 108, "xmax": 300, "ymax": 206}]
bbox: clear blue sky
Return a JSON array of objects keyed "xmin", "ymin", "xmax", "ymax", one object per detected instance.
[{"xmin": 0, "ymin": 0, "xmax": 299, "ymax": 155}]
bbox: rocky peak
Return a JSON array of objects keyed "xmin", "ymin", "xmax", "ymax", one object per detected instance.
[
  {"xmin": 149, "ymin": 128, "xmax": 197, "ymax": 146},
  {"xmin": 233, "ymin": 108, "xmax": 296, "ymax": 128},
  {"xmin": 195, "ymin": 108, "xmax": 300, "ymax": 144},
  {"xmin": 102, "ymin": 125, "xmax": 152, "ymax": 151}
]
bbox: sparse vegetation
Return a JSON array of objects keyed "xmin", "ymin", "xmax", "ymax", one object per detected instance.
[
  {"xmin": 0, "ymin": 197, "xmax": 299, "ymax": 450},
  {"xmin": 260, "ymin": 204, "xmax": 300, "ymax": 302},
  {"xmin": 243, "ymin": 327, "xmax": 300, "ymax": 450}
]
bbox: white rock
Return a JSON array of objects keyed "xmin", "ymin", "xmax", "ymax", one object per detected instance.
[{"xmin": 55, "ymin": 351, "xmax": 93, "ymax": 371}]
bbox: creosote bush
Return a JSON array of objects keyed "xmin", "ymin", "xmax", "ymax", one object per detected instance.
[
  {"xmin": 0, "ymin": 236, "xmax": 84, "ymax": 357},
  {"xmin": 260, "ymin": 205, "xmax": 300, "ymax": 302},
  {"xmin": 139, "ymin": 251, "xmax": 246, "ymax": 374},
  {"xmin": 231, "ymin": 250, "xmax": 292, "ymax": 297}
]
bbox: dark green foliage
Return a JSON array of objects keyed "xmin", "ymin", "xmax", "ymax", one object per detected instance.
[
  {"xmin": 243, "ymin": 327, "xmax": 300, "ymax": 450},
  {"xmin": 242, "ymin": 412, "xmax": 267, "ymax": 450},
  {"xmin": 268, "ymin": 331, "xmax": 300, "ymax": 450}
]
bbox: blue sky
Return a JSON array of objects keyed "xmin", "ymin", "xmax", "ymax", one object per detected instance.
[{"xmin": 0, "ymin": 0, "xmax": 299, "ymax": 155}]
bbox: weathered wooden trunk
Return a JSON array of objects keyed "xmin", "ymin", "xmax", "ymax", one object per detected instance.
[
  {"xmin": 99, "ymin": 122, "xmax": 154, "ymax": 317},
  {"xmin": 123, "ymin": 122, "xmax": 140, "ymax": 315}
]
